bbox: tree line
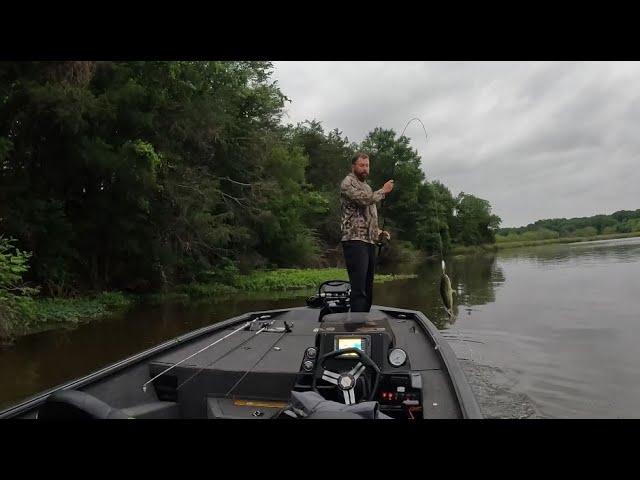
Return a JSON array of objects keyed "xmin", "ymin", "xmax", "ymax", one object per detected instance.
[
  {"xmin": 497, "ymin": 210, "xmax": 640, "ymax": 242},
  {"xmin": 0, "ymin": 61, "xmax": 500, "ymax": 299}
]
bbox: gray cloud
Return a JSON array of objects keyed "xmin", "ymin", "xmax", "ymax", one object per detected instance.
[{"xmin": 272, "ymin": 61, "xmax": 640, "ymax": 227}]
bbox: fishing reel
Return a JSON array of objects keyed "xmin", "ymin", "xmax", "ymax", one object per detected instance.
[{"xmin": 376, "ymin": 231, "xmax": 391, "ymax": 248}]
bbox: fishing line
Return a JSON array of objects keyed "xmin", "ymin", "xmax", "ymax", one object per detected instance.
[
  {"xmin": 141, "ymin": 319, "xmax": 258, "ymax": 392},
  {"xmin": 378, "ymin": 117, "xmax": 429, "ymax": 237},
  {"xmin": 384, "ymin": 118, "xmax": 473, "ymax": 361},
  {"xmin": 224, "ymin": 330, "xmax": 289, "ymax": 398},
  {"xmin": 174, "ymin": 321, "xmax": 272, "ymax": 391}
]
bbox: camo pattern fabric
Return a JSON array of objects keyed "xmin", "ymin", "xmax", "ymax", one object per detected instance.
[{"xmin": 340, "ymin": 172, "xmax": 386, "ymax": 244}]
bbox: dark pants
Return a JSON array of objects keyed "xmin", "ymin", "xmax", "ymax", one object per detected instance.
[{"xmin": 342, "ymin": 240, "xmax": 376, "ymax": 312}]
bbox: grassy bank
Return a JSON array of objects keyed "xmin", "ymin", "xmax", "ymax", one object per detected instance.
[
  {"xmin": 2, "ymin": 292, "xmax": 134, "ymax": 341},
  {"xmin": 233, "ymin": 268, "xmax": 416, "ymax": 291},
  {"xmin": 450, "ymin": 231, "xmax": 640, "ymax": 255},
  {"xmin": 4, "ymin": 268, "xmax": 417, "ymax": 340},
  {"xmin": 147, "ymin": 268, "xmax": 417, "ymax": 304}
]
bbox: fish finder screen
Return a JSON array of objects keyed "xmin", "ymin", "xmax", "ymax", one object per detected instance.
[{"xmin": 337, "ymin": 337, "xmax": 364, "ymax": 351}]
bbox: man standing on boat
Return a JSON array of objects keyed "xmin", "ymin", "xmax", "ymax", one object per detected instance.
[{"xmin": 340, "ymin": 152, "xmax": 395, "ymax": 312}]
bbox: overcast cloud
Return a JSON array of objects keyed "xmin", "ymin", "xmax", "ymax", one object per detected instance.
[{"xmin": 272, "ymin": 61, "xmax": 640, "ymax": 227}]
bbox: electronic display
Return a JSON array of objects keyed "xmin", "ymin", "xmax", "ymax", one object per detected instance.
[
  {"xmin": 334, "ymin": 337, "xmax": 367, "ymax": 357},
  {"xmin": 337, "ymin": 337, "xmax": 364, "ymax": 351}
]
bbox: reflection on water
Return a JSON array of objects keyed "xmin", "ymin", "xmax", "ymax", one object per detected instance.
[
  {"xmin": 375, "ymin": 253, "xmax": 506, "ymax": 329},
  {"xmin": 2, "ymin": 237, "xmax": 640, "ymax": 417}
]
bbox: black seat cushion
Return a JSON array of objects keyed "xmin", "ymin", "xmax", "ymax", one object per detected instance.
[
  {"xmin": 284, "ymin": 391, "xmax": 392, "ymax": 419},
  {"xmin": 305, "ymin": 410, "xmax": 365, "ymax": 419},
  {"xmin": 38, "ymin": 390, "xmax": 131, "ymax": 419}
]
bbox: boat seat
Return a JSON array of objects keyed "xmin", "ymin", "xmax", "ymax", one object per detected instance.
[
  {"xmin": 304, "ymin": 410, "xmax": 364, "ymax": 419},
  {"xmin": 121, "ymin": 401, "xmax": 180, "ymax": 419},
  {"xmin": 37, "ymin": 390, "xmax": 131, "ymax": 419},
  {"xmin": 280, "ymin": 391, "xmax": 392, "ymax": 419}
]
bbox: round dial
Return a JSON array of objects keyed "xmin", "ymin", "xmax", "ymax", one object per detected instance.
[
  {"xmin": 388, "ymin": 348, "xmax": 407, "ymax": 367},
  {"xmin": 305, "ymin": 347, "xmax": 317, "ymax": 359}
]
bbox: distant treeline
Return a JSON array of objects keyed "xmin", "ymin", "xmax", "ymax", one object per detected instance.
[
  {"xmin": 497, "ymin": 210, "xmax": 640, "ymax": 242},
  {"xmin": 0, "ymin": 61, "xmax": 500, "ymax": 301}
]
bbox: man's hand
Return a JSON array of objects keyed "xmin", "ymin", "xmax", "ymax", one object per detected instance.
[
  {"xmin": 378, "ymin": 229, "xmax": 391, "ymax": 241},
  {"xmin": 382, "ymin": 179, "xmax": 394, "ymax": 194}
]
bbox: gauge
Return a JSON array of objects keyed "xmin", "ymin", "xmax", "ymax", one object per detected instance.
[
  {"xmin": 388, "ymin": 348, "xmax": 407, "ymax": 367},
  {"xmin": 305, "ymin": 347, "xmax": 317, "ymax": 359}
]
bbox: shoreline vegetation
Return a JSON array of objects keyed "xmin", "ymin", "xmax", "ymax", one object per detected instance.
[
  {"xmin": 4, "ymin": 232, "xmax": 640, "ymax": 342},
  {"xmin": 3, "ymin": 231, "xmax": 639, "ymax": 343},
  {"xmin": 2, "ymin": 268, "xmax": 418, "ymax": 341}
]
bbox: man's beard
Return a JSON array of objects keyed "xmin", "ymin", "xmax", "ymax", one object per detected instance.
[{"xmin": 356, "ymin": 172, "xmax": 368, "ymax": 181}]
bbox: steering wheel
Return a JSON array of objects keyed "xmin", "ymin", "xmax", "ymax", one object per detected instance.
[{"xmin": 312, "ymin": 348, "xmax": 381, "ymax": 405}]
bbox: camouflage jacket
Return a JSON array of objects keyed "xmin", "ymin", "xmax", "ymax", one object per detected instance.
[{"xmin": 340, "ymin": 172, "xmax": 386, "ymax": 244}]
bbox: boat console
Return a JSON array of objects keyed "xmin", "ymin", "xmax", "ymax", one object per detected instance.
[{"xmin": 293, "ymin": 311, "xmax": 424, "ymax": 419}]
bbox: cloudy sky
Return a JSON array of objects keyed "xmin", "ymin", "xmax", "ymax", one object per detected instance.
[{"xmin": 272, "ymin": 61, "xmax": 640, "ymax": 228}]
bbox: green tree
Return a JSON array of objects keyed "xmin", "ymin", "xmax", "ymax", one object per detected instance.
[
  {"xmin": 453, "ymin": 193, "xmax": 501, "ymax": 245},
  {"xmin": 0, "ymin": 236, "xmax": 38, "ymax": 339},
  {"xmin": 360, "ymin": 128, "xmax": 425, "ymax": 243},
  {"xmin": 0, "ymin": 61, "xmax": 290, "ymax": 292},
  {"xmin": 286, "ymin": 121, "xmax": 356, "ymax": 248}
]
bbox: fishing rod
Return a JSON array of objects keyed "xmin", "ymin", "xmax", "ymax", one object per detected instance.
[
  {"xmin": 174, "ymin": 318, "xmax": 293, "ymax": 392},
  {"xmin": 140, "ymin": 315, "xmax": 270, "ymax": 392},
  {"xmin": 223, "ymin": 328, "xmax": 290, "ymax": 399},
  {"xmin": 374, "ymin": 118, "xmax": 462, "ymax": 344},
  {"xmin": 173, "ymin": 319, "xmax": 275, "ymax": 391},
  {"xmin": 377, "ymin": 117, "xmax": 429, "ymax": 258}
]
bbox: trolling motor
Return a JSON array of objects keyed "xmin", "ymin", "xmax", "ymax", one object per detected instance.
[{"xmin": 306, "ymin": 280, "xmax": 351, "ymax": 320}]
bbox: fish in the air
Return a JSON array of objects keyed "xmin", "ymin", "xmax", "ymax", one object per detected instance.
[{"xmin": 439, "ymin": 260, "xmax": 455, "ymax": 317}]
